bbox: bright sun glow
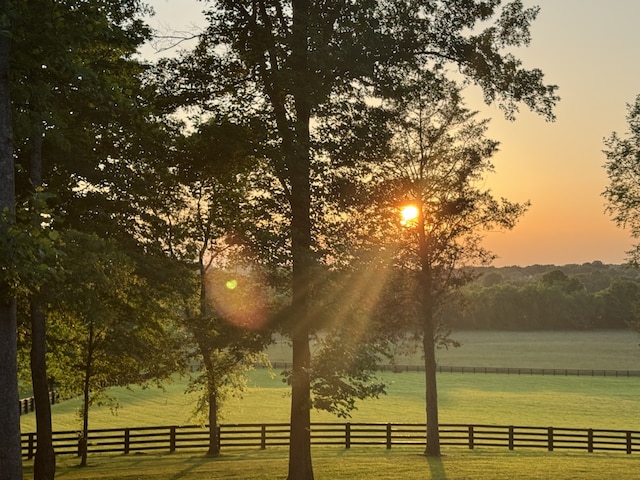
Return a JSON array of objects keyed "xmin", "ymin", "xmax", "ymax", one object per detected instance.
[
  {"xmin": 225, "ymin": 279, "xmax": 238, "ymax": 290},
  {"xmin": 401, "ymin": 205, "xmax": 419, "ymax": 225}
]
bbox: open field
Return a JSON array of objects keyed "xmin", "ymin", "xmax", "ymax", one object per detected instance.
[
  {"xmin": 21, "ymin": 448, "xmax": 640, "ymax": 480},
  {"xmin": 266, "ymin": 329, "xmax": 640, "ymax": 370},
  {"xmin": 20, "ymin": 330, "xmax": 640, "ymax": 434},
  {"xmin": 19, "ymin": 330, "xmax": 640, "ymax": 478},
  {"xmin": 20, "ymin": 368, "xmax": 640, "ymax": 433}
]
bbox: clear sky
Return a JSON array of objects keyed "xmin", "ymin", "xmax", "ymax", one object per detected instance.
[{"xmin": 144, "ymin": 0, "xmax": 640, "ymax": 267}]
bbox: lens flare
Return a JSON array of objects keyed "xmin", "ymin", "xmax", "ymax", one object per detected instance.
[{"xmin": 225, "ymin": 279, "xmax": 238, "ymax": 290}]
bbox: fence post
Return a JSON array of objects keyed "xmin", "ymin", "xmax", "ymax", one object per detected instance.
[
  {"xmin": 627, "ymin": 432, "xmax": 632, "ymax": 455},
  {"xmin": 508, "ymin": 426, "xmax": 514, "ymax": 451},
  {"xmin": 170, "ymin": 426, "xmax": 176, "ymax": 453},
  {"xmin": 468, "ymin": 426, "xmax": 474, "ymax": 450},
  {"xmin": 386, "ymin": 424, "xmax": 392, "ymax": 450},
  {"xmin": 261, "ymin": 425, "xmax": 267, "ymax": 450},
  {"xmin": 547, "ymin": 427, "xmax": 554, "ymax": 452},
  {"xmin": 588, "ymin": 429, "xmax": 594, "ymax": 453},
  {"xmin": 124, "ymin": 428, "xmax": 130, "ymax": 454},
  {"xmin": 28, "ymin": 433, "xmax": 35, "ymax": 460},
  {"xmin": 345, "ymin": 423, "xmax": 351, "ymax": 449}
]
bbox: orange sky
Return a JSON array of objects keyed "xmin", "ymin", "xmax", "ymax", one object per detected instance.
[
  {"xmin": 474, "ymin": 0, "xmax": 640, "ymax": 266},
  {"xmin": 146, "ymin": 0, "xmax": 640, "ymax": 267}
]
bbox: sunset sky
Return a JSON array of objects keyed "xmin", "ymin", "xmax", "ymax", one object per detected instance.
[{"xmin": 145, "ymin": 0, "xmax": 640, "ymax": 267}]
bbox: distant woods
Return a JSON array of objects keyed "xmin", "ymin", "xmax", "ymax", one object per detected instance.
[{"xmin": 445, "ymin": 262, "xmax": 640, "ymax": 331}]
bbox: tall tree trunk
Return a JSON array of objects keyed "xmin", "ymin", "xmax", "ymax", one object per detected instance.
[
  {"xmin": 422, "ymin": 303, "xmax": 441, "ymax": 457},
  {"xmin": 418, "ymin": 208, "xmax": 441, "ymax": 457},
  {"xmin": 79, "ymin": 323, "xmax": 94, "ymax": 467},
  {"xmin": 0, "ymin": 300, "xmax": 20, "ymax": 480},
  {"xmin": 29, "ymin": 124, "xmax": 56, "ymax": 480},
  {"xmin": 198, "ymin": 261, "xmax": 220, "ymax": 456},
  {"xmin": 0, "ymin": 4, "xmax": 23, "ymax": 478},
  {"xmin": 287, "ymin": 1, "xmax": 314, "ymax": 478},
  {"xmin": 201, "ymin": 353, "xmax": 220, "ymax": 456},
  {"xmin": 30, "ymin": 303, "xmax": 56, "ymax": 479}
]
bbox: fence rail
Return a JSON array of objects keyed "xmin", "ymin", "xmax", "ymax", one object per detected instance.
[
  {"xmin": 18, "ymin": 391, "xmax": 59, "ymax": 416},
  {"xmin": 21, "ymin": 423, "xmax": 640, "ymax": 459},
  {"xmin": 268, "ymin": 362, "xmax": 640, "ymax": 377}
]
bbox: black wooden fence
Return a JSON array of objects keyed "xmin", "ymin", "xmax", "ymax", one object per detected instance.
[
  {"xmin": 268, "ymin": 362, "xmax": 640, "ymax": 377},
  {"xmin": 21, "ymin": 423, "xmax": 640, "ymax": 459},
  {"xmin": 18, "ymin": 391, "xmax": 59, "ymax": 416}
]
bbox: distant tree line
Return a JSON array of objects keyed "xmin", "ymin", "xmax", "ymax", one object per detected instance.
[{"xmin": 444, "ymin": 262, "xmax": 640, "ymax": 330}]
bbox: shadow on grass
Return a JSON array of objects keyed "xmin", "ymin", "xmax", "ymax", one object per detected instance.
[
  {"xmin": 426, "ymin": 456, "xmax": 448, "ymax": 480},
  {"xmin": 169, "ymin": 459, "xmax": 205, "ymax": 480}
]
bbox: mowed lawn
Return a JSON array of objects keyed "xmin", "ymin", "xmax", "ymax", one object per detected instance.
[
  {"xmin": 21, "ymin": 330, "xmax": 640, "ymax": 432},
  {"xmin": 21, "ymin": 448, "xmax": 640, "ymax": 480},
  {"xmin": 19, "ymin": 330, "xmax": 640, "ymax": 479}
]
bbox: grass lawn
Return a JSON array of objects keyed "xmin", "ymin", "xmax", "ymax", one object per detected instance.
[
  {"xmin": 21, "ymin": 448, "xmax": 640, "ymax": 479},
  {"xmin": 19, "ymin": 330, "xmax": 640, "ymax": 478},
  {"xmin": 21, "ymin": 369, "xmax": 640, "ymax": 432},
  {"xmin": 20, "ymin": 330, "xmax": 640, "ymax": 433}
]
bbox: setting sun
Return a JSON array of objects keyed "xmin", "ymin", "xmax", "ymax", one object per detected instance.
[{"xmin": 401, "ymin": 205, "xmax": 419, "ymax": 225}]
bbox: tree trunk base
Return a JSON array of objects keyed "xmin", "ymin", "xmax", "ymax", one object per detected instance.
[{"xmin": 423, "ymin": 447, "xmax": 442, "ymax": 457}]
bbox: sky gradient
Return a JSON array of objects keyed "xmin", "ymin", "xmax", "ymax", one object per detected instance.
[{"xmin": 145, "ymin": 0, "xmax": 640, "ymax": 267}]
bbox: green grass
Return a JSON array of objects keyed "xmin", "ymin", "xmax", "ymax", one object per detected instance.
[
  {"xmin": 19, "ymin": 330, "xmax": 640, "ymax": 478},
  {"xmin": 268, "ymin": 329, "xmax": 640, "ymax": 369},
  {"xmin": 21, "ymin": 369, "xmax": 640, "ymax": 432},
  {"xmin": 433, "ymin": 330, "xmax": 640, "ymax": 370},
  {"xmin": 20, "ymin": 330, "xmax": 640, "ymax": 433},
  {"xmin": 21, "ymin": 448, "xmax": 640, "ymax": 480}
]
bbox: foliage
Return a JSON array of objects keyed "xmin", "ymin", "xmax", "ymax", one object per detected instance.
[
  {"xmin": 36, "ymin": 230, "xmax": 185, "ymax": 465},
  {"xmin": 164, "ymin": 0, "xmax": 559, "ymax": 472},
  {"xmin": 0, "ymin": 191, "xmax": 62, "ymax": 301},
  {"xmin": 43, "ymin": 230, "xmax": 184, "ymax": 393},
  {"xmin": 603, "ymin": 93, "xmax": 640, "ymax": 264},
  {"xmin": 447, "ymin": 263, "xmax": 640, "ymax": 330}
]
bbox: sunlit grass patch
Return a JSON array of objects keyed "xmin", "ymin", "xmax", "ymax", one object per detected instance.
[{"xmin": 21, "ymin": 448, "xmax": 640, "ymax": 480}]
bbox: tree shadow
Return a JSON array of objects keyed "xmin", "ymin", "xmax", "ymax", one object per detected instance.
[
  {"xmin": 426, "ymin": 456, "xmax": 448, "ymax": 480},
  {"xmin": 169, "ymin": 455, "xmax": 213, "ymax": 479}
]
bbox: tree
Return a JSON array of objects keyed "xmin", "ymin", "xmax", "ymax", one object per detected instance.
[
  {"xmin": 170, "ymin": 1, "xmax": 557, "ymax": 476},
  {"xmin": 43, "ymin": 231, "xmax": 184, "ymax": 467},
  {"xmin": 603, "ymin": 94, "xmax": 640, "ymax": 264},
  {"xmin": 186, "ymin": 267, "xmax": 272, "ymax": 456},
  {"xmin": 6, "ymin": 1, "xmax": 156, "ymax": 476},
  {"xmin": 123, "ymin": 116, "xmax": 276, "ymax": 456},
  {"xmin": 372, "ymin": 78, "xmax": 529, "ymax": 456},
  {"xmin": 0, "ymin": 0, "xmax": 23, "ymax": 477},
  {"xmin": 596, "ymin": 279, "xmax": 640, "ymax": 329}
]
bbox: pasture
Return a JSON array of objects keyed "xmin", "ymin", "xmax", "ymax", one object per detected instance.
[
  {"xmin": 19, "ymin": 329, "xmax": 640, "ymax": 479},
  {"xmin": 20, "ymin": 330, "xmax": 640, "ymax": 432}
]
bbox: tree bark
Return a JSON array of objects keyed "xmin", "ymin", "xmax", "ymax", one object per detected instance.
[
  {"xmin": 422, "ymin": 303, "xmax": 441, "ymax": 457},
  {"xmin": 29, "ymin": 122, "xmax": 56, "ymax": 480},
  {"xmin": 31, "ymin": 303, "xmax": 56, "ymax": 479},
  {"xmin": 79, "ymin": 323, "xmax": 95, "ymax": 467},
  {"xmin": 0, "ymin": 300, "xmax": 21, "ymax": 480},
  {"xmin": 418, "ymin": 208, "xmax": 441, "ymax": 457},
  {"xmin": 201, "ymin": 353, "xmax": 220, "ymax": 456},
  {"xmin": 0, "ymin": 3, "xmax": 23, "ymax": 477},
  {"xmin": 286, "ymin": 0, "xmax": 314, "ymax": 479}
]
